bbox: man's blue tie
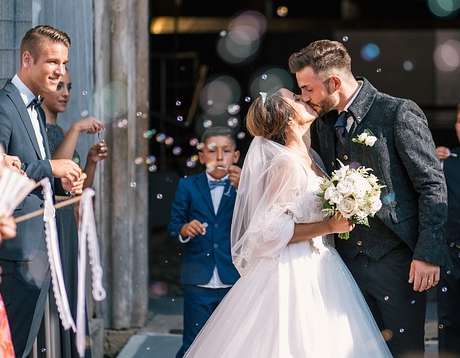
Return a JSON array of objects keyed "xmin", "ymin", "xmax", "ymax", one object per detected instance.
[
  {"xmin": 209, "ymin": 179, "xmax": 228, "ymax": 190},
  {"xmin": 334, "ymin": 111, "xmax": 349, "ymax": 144}
]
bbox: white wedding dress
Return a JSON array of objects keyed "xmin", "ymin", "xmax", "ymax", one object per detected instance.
[{"xmin": 184, "ymin": 137, "xmax": 392, "ymax": 358}]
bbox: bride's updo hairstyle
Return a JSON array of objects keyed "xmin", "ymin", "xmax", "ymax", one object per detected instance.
[{"xmin": 246, "ymin": 91, "xmax": 297, "ymax": 145}]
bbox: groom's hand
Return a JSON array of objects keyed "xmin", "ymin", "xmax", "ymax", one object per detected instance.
[{"xmin": 409, "ymin": 259, "xmax": 440, "ymax": 292}]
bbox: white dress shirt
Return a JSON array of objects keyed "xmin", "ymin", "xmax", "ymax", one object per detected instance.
[
  {"xmin": 179, "ymin": 173, "xmax": 232, "ymax": 289},
  {"xmin": 11, "ymin": 75, "xmax": 47, "ymax": 159},
  {"xmin": 343, "ymin": 80, "xmax": 363, "ymax": 132}
]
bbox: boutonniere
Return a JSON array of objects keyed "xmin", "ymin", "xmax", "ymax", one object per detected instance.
[{"xmin": 352, "ymin": 129, "xmax": 377, "ymax": 147}]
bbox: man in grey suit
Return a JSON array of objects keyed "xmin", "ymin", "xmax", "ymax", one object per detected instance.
[
  {"xmin": 0, "ymin": 25, "xmax": 85, "ymax": 357},
  {"xmin": 289, "ymin": 40, "xmax": 449, "ymax": 357}
]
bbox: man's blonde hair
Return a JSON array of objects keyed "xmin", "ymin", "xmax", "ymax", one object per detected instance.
[{"xmin": 20, "ymin": 25, "xmax": 71, "ymax": 59}]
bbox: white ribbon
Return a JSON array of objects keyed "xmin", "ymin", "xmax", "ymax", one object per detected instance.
[
  {"xmin": 76, "ymin": 188, "xmax": 106, "ymax": 357},
  {"xmin": 42, "ymin": 178, "xmax": 76, "ymax": 332}
]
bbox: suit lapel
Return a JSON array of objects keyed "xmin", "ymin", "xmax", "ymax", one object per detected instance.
[
  {"xmin": 195, "ymin": 173, "xmax": 215, "ymax": 216},
  {"xmin": 347, "ymin": 77, "xmax": 377, "ymax": 137},
  {"xmin": 4, "ymin": 82, "xmax": 43, "ymax": 159}
]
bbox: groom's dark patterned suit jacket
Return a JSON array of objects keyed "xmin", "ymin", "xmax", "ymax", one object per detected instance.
[{"xmin": 311, "ymin": 77, "xmax": 450, "ymax": 267}]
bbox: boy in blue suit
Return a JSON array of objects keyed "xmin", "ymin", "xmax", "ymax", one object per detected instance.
[{"xmin": 169, "ymin": 127, "xmax": 241, "ymax": 357}]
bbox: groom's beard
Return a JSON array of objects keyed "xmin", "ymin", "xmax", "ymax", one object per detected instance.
[{"xmin": 316, "ymin": 95, "xmax": 337, "ymax": 117}]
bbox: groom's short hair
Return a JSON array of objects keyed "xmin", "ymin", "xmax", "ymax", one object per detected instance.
[{"xmin": 288, "ymin": 40, "xmax": 351, "ymax": 74}]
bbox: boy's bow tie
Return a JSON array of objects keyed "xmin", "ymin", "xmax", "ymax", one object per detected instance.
[{"xmin": 209, "ymin": 179, "xmax": 228, "ymax": 190}]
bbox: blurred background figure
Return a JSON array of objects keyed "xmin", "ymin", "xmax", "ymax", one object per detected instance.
[
  {"xmin": 41, "ymin": 71, "xmax": 107, "ymax": 358},
  {"xmin": 435, "ymin": 105, "xmax": 460, "ymax": 358}
]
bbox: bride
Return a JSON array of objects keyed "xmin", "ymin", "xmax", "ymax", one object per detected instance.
[{"xmin": 184, "ymin": 88, "xmax": 392, "ymax": 357}]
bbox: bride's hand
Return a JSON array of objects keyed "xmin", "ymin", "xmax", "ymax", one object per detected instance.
[{"xmin": 326, "ymin": 215, "xmax": 354, "ymax": 234}]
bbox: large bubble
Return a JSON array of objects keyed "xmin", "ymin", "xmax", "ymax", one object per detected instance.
[
  {"xmin": 360, "ymin": 43, "xmax": 380, "ymax": 61},
  {"xmin": 217, "ymin": 11, "xmax": 267, "ymax": 64},
  {"xmin": 428, "ymin": 0, "xmax": 460, "ymax": 17},
  {"xmin": 200, "ymin": 75, "xmax": 241, "ymax": 116},
  {"xmin": 434, "ymin": 39, "xmax": 460, "ymax": 71},
  {"xmin": 249, "ymin": 67, "xmax": 294, "ymax": 98}
]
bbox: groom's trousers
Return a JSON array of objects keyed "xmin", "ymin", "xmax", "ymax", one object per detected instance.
[{"xmin": 341, "ymin": 245, "xmax": 426, "ymax": 358}]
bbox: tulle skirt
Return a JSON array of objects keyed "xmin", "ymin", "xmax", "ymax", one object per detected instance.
[{"xmin": 185, "ymin": 238, "xmax": 392, "ymax": 357}]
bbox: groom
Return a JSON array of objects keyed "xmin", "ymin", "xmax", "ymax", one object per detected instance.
[{"xmin": 288, "ymin": 40, "xmax": 449, "ymax": 356}]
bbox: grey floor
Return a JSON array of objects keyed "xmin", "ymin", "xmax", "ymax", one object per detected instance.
[
  {"xmin": 117, "ymin": 297, "xmax": 183, "ymax": 358},
  {"xmin": 118, "ymin": 296, "xmax": 440, "ymax": 358}
]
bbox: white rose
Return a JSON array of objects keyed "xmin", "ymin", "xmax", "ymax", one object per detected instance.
[
  {"xmin": 357, "ymin": 132, "xmax": 368, "ymax": 142},
  {"xmin": 371, "ymin": 198, "xmax": 382, "ymax": 213},
  {"xmin": 324, "ymin": 186, "xmax": 343, "ymax": 205},
  {"xmin": 336, "ymin": 178, "xmax": 355, "ymax": 195},
  {"xmin": 364, "ymin": 135, "xmax": 377, "ymax": 147},
  {"xmin": 337, "ymin": 197, "xmax": 359, "ymax": 218},
  {"xmin": 348, "ymin": 173, "xmax": 371, "ymax": 198}
]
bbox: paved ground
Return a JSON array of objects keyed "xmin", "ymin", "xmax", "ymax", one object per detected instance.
[
  {"xmin": 118, "ymin": 294, "xmax": 440, "ymax": 358},
  {"xmin": 118, "ymin": 297, "xmax": 183, "ymax": 358}
]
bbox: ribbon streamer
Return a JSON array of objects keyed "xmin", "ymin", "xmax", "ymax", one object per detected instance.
[
  {"xmin": 76, "ymin": 188, "xmax": 106, "ymax": 357},
  {"xmin": 42, "ymin": 178, "xmax": 76, "ymax": 332}
]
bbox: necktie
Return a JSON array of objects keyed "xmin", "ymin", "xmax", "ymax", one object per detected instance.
[
  {"xmin": 209, "ymin": 179, "xmax": 228, "ymax": 190},
  {"xmin": 27, "ymin": 96, "xmax": 43, "ymax": 110},
  {"xmin": 334, "ymin": 111, "xmax": 349, "ymax": 144}
]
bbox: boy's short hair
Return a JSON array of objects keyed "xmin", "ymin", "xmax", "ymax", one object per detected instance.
[{"xmin": 200, "ymin": 126, "xmax": 237, "ymax": 148}]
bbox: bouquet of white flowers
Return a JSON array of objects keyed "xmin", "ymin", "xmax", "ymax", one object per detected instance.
[{"xmin": 318, "ymin": 162, "xmax": 384, "ymax": 240}]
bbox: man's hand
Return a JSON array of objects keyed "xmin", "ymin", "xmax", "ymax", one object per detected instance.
[
  {"xmin": 409, "ymin": 259, "xmax": 440, "ymax": 292},
  {"xmin": 228, "ymin": 165, "xmax": 241, "ymax": 188},
  {"xmin": 62, "ymin": 173, "xmax": 87, "ymax": 195},
  {"xmin": 0, "ymin": 216, "xmax": 16, "ymax": 240},
  {"xmin": 87, "ymin": 141, "xmax": 108, "ymax": 163},
  {"xmin": 435, "ymin": 146, "xmax": 450, "ymax": 161},
  {"xmin": 180, "ymin": 220, "xmax": 206, "ymax": 239},
  {"xmin": 50, "ymin": 159, "xmax": 82, "ymax": 181},
  {"xmin": 2, "ymin": 154, "xmax": 22, "ymax": 173}
]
